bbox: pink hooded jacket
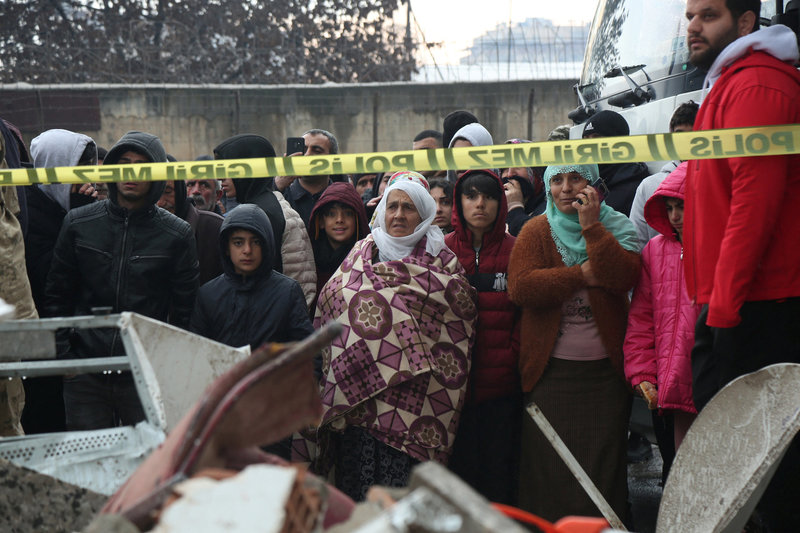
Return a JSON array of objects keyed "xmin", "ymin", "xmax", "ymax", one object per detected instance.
[{"xmin": 624, "ymin": 162, "xmax": 699, "ymax": 414}]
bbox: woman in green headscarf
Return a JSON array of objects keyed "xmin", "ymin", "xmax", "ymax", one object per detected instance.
[{"xmin": 507, "ymin": 164, "xmax": 640, "ymax": 522}]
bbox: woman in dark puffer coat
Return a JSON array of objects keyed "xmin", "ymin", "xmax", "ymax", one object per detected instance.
[{"xmin": 444, "ymin": 169, "xmax": 521, "ymax": 505}]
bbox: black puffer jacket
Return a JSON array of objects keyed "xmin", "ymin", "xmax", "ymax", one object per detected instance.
[
  {"xmin": 213, "ymin": 134, "xmax": 286, "ymax": 273},
  {"xmin": 598, "ymin": 162, "xmax": 650, "ymax": 217},
  {"xmin": 44, "ymin": 131, "xmax": 199, "ymax": 358},
  {"xmin": 189, "ymin": 204, "xmax": 313, "ymax": 349}
]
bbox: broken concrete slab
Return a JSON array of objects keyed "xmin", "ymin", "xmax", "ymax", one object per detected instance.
[
  {"xmin": 343, "ymin": 462, "xmax": 532, "ymax": 533},
  {"xmin": 657, "ymin": 363, "xmax": 800, "ymax": 533},
  {"xmin": 0, "ymin": 458, "xmax": 106, "ymax": 533},
  {"xmin": 150, "ymin": 465, "xmax": 297, "ymax": 533}
]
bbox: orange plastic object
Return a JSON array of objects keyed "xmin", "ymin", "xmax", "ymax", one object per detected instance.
[
  {"xmin": 553, "ymin": 515, "xmax": 611, "ymax": 533},
  {"xmin": 491, "ymin": 503, "xmax": 558, "ymax": 533},
  {"xmin": 492, "ymin": 503, "xmax": 611, "ymax": 533}
]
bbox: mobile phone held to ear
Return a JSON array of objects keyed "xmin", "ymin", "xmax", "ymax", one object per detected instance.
[
  {"xmin": 286, "ymin": 137, "xmax": 306, "ymax": 156},
  {"xmin": 576, "ymin": 178, "xmax": 609, "ymax": 205}
]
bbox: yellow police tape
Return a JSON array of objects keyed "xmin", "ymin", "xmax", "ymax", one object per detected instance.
[{"xmin": 2, "ymin": 124, "xmax": 798, "ymax": 186}]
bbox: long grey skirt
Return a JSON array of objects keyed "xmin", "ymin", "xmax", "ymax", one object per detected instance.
[{"xmin": 518, "ymin": 357, "xmax": 631, "ymax": 523}]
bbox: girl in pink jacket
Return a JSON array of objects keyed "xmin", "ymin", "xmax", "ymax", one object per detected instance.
[{"xmin": 624, "ymin": 162, "xmax": 700, "ymax": 458}]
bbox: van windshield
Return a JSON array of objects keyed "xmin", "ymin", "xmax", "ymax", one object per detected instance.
[{"xmin": 579, "ymin": 0, "xmax": 776, "ymax": 103}]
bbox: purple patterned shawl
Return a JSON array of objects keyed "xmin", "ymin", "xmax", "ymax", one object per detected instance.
[{"xmin": 312, "ymin": 234, "xmax": 477, "ymax": 465}]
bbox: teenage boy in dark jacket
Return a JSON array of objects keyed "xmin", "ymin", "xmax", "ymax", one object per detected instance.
[
  {"xmin": 190, "ymin": 203, "xmax": 313, "ymax": 350},
  {"xmin": 45, "ymin": 131, "xmax": 199, "ymax": 431},
  {"xmin": 190, "ymin": 204, "xmax": 313, "ymax": 461}
]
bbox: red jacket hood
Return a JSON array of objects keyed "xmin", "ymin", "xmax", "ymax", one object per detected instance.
[
  {"xmin": 450, "ymin": 169, "xmax": 509, "ymax": 248},
  {"xmin": 309, "ymin": 182, "xmax": 370, "ymax": 244},
  {"xmin": 644, "ymin": 161, "xmax": 687, "ymax": 240}
]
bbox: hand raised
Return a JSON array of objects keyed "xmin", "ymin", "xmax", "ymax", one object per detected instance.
[{"xmin": 573, "ymin": 185, "xmax": 601, "ymax": 228}]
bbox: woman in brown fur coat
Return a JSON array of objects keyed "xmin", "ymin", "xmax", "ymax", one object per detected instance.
[{"xmin": 508, "ymin": 163, "xmax": 640, "ymax": 523}]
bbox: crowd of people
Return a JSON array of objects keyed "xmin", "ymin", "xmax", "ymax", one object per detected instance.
[{"xmin": 0, "ymin": 0, "xmax": 798, "ymax": 530}]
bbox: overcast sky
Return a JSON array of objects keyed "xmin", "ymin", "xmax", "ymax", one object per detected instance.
[{"xmin": 406, "ymin": 0, "xmax": 599, "ymax": 64}]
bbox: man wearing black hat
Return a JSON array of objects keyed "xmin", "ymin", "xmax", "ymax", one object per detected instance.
[
  {"xmin": 45, "ymin": 131, "xmax": 200, "ymax": 431},
  {"xmin": 581, "ymin": 110, "xmax": 649, "ymax": 216},
  {"xmin": 442, "ymin": 110, "xmax": 479, "ymax": 151}
]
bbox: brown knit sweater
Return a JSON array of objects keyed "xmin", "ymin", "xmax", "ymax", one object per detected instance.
[{"xmin": 508, "ymin": 215, "xmax": 641, "ymax": 392}]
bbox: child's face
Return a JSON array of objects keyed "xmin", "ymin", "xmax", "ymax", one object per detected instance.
[
  {"xmin": 227, "ymin": 229, "xmax": 263, "ymax": 275},
  {"xmin": 461, "ymin": 188, "xmax": 499, "ymax": 235},
  {"xmin": 430, "ymin": 186, "xmax": 453, "ymax": 230},
  {"xmin": 665, "ymin": 197, "xmax": 684, "ymax": 240},
  {"xmin": 322, "ymin": 204, "xmax": 357, "ymax": 249},
  {"xmin": 377, "ymin": 174, "xmax": 391, "ymax": 196}
]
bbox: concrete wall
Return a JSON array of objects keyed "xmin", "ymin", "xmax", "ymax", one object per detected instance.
[{"xmin": 0, "ymin": 80, "xmax": 578, "ymax": 161}]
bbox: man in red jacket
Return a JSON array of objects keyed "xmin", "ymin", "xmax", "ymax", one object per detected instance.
[{"xmin": 683, "ymin": 1, "xmax": 800, "ymax": 529}]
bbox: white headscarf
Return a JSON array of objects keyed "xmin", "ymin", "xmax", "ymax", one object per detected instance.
[
  {"xmin": 448, "ymin": 122, "xmax": 494, "ymax": 148},
  {"xmin": 31, "ymin": 129, "xmax": 96, "ymax": 211},
  {"xmin": 447, "ymin": 123, "xmax": 496, "ymax": 182},
  {"xmin": 371, "ymin": 179, "xmax": 446, "ymax": 262}
]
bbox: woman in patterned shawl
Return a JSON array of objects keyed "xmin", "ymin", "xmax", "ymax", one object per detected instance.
[{"xmin": 307, "ymin": 171, "xmax": 477, "ymax": 501}]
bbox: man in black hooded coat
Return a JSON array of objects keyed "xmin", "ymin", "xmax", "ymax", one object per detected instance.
[
  {"xmin": 213, "ymin": 134, "xmax": 287, "ymax": 273},
  {"xmin": 45, "ymin": 131, "xmax": 199, "ymax": 431}
]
